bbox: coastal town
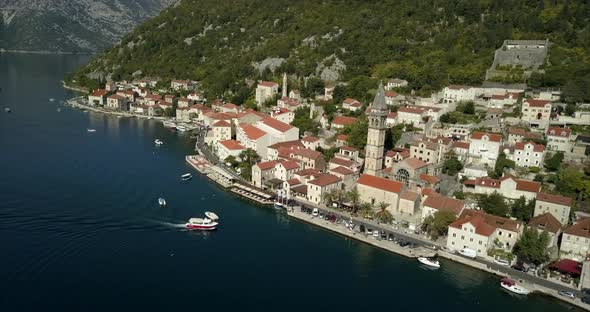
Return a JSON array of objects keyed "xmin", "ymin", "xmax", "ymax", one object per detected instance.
[{"xmin": 70, "ymin": 39, "xmax": 590, "ymax": 309}]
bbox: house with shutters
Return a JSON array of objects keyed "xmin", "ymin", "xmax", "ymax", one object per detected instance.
[
  {"xmin": 511, "ymin": 141, "xmax": 545, "ymax": 168},
  {"xmin": 560, "ymin": 218, "xmax": 590, "ymax": 262},
  {"xmin": 442, "ymin": 85, "xmax": 476, "ymax": 103},
  {"xmin": 216, "ymin": 140, "xmax": 245, "ymax": 162},
  {"xmin": 384, "ymin": 91, "xmax": 405, "ymax": 106},
  {"xmin": 534, "ymin": 192, "xmax": 573, "ymax": 226},
  {"xmin": 521, "ymin": 99, "xmax": 552, "ymax": 123},
  {"xmin": 463, "ymin": 174, "xmax": 541, "ymax": 200},
  {"xmin": 88, "ymin": 89, "xmax": 109, "ymax": 106},
  {"xmin": 236, "ymin": 123, "xmax": 271, "ymax": 159},
  {"xmin": 546, "ymin": 127, "xmax": 573, "ymax": 152},
  {"xmin": 528, "ymin": 213, "xmax": 562, "ymax": 253},
  {"xmin": 421, "ymin": 193, "xmax": 464, "ymax": 221},
  {"xmin": 106, "ymin": 94, "xmax": 128, "ymax": 111},
  {"xmin": 301, "ymin": 136, "xmax": 321, "ymax": 150},
  {"xmin": 270, "ymin": 107, "xmax": 295, "ymax": 124},
  {"xmin": 255, "ymin": 81, "xmax": 278, "ymax": 106},
  {"xmin": 468, "ymin": 132, "xmax": 503, "ymax": 165},
  {"xmin": 384, "ymin": 148, "xmax": 410, "ymax": 168},
  {"xmin": 342, "ymin": 98, "xmax": 362, "ymax": 112},
  {"xmin": 267, "ymin": 140, "xmax": 305, "ymax": 161}
]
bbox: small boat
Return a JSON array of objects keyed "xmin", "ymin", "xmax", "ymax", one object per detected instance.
[
  {"xmin": 274, "ymin": 202, "xmax": 287, "ymax": 209},
  {"xmin": 154, "ymin": 139, "xmax": 163, "ymax": 145},
  {"xmin": 57, "ymin": 108, "xmax": 62, "ymax": 112},
  {"xmin": 49, "ymin": 98, "xmax": 55, "ymax": 102},
  {"xmin": 418, "ymin": 257, "xmax": 440, "ymax": 268},
  {"xmin": 500, "ymin": 278, "xmax": 531, "ymax": 295},
  {"xmin": 181, "ymin": 173, "xmax": 192, "ymax": 181},
  {"xmin": 4, "ymin": 107, "xmax": 11, "ymax": 113},
  {"xmin": 87, "ymin": 128, "xmax": 96, "ymax": 132},
  {"xmin": 158, "ymin": 198, "xmax": 167, "ymax": 206},
  {"xmin": 205, "ymin": 211, "xmax": 219, "ymax": 221},
  {"xmin": 185, "ymin": 217, "xmax": 218, "ymax": 230}
]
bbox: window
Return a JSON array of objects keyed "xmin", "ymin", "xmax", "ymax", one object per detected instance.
[
  {"xmin": 498, "ymin": 231, "xmax": 502, "ymax": 236},
  {"xmin": 453, "ymin": 233, "xmax": 456, "ymax": 238},
  {"xmin": 479, "ymin": 241, "xmax": 482, "ymax": 245},
  {"xmin": 508, "ymin": 233, "xmax": 512, "ymax": 238},
  {"xmin": 461, "ymin": 235, "xmax": 465, "ymax": 240},
  {"xmin": 470, "ymin": 238, "xmax": 473, "ymax": 242}
]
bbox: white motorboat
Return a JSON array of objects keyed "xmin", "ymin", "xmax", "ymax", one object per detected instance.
[
  {"xmin": 418, "ymin": 257, "xmax": 441, "ymax": 269},
  {"xmin": 49, "ymin": 98, "xmax": 55, "ymax": 102},
  {"xmin": 87, "ymin": 128, "xmax": 96, "ymax": 132},
  {"xmin": 154, "ymin": 139, "xmax": 163, "ymax": 145},
  {"xmin": 181, "ymin": 173, "xmax": 192, "ymax": 181},
  {"xmin": 205, "ymin": 211, "xmax": 219, "ymax": 221},
  {"xmin": 4, "ymin": 107, "xmax": 11, "ymax": 113},
  {"xmin": 185, "ymin": 217, "xmax": 218, "ymax": 230},
  {"xmin": 500, "ymin": 278, "xmax": 531, "ymax": 295},
  {"xmin": 158, "ymin": 198, "xmax": 167, "ymax": 206},
  {"xmin": 274, "ymin": 202, "xmax": 287, "ymax": 209}
]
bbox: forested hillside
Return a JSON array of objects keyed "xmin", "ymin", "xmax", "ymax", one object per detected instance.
[{"xmin": 68, "ymin": 0, "xmax": 590, "ymax": 102}]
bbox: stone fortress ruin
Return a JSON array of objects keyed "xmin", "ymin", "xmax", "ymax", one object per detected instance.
[{"xmin": 486, "ymin": 39, "xmax": 550, "ymax": 80}]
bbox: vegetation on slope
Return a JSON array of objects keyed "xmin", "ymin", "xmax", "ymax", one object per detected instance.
[{"xmin": 67, "ymin": 0, "xmax": 590, "ymax": 101}]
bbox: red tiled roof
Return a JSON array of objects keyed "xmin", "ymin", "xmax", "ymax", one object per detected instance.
[
  {"xmin": 260, "ymin": 117, "xmax": 293, "ymax": 133},
  {"xmin": 508, "ymin": 128, "xmax": 526, "ymax": 136},
  {"xmin": 420, "ymin": 174, "xmax": 441, "ymax": 185},
  {"xmin": 210, "ymin": 112, "xmax": 236, "ymax": 120},
  {"xmin": 332, "ymin": 116, "xmax": 358, "ymax": 126},
  {"xmin": 450, "ymin": 210, "xmax": 520, "ymax": 236},
  {"xmin": 385, "ymin": 91, "xmax": 399, "ymax": 98},
  {"xmin": 286, "ymin": 178, "xmax": 301, "ymax": 186},
  {"xmin": 564, "ymin": 218, "xmax": 590, "ymax": 239},
  {"xmin": 343, "ymin": 98, "xmax": 361, "ymax": 105},
  {"xmin": 291, "ymin": 148, "xmax": 322, "ymax": 160},
  {"xmin": 422, "ymin": 187, "xmax": 436, "ymax": 196},
  {"xmin": 402, "ymin": 157, "xmax": 428, "ymax": 169},
  {"xmin": 240, "ymin": 124, "xmax": 267, "ymax": 140},
  {"xmin": 385, "ymin": 148, "xmax": 410, "ymax": 158},
  {"xmin": 294, "ymin": 168, "xmax": 321, "ymax": 177},
  {"xmin": 400, "ymin": 190, "xmax": 420, "ymax": 202},
  {"xmin": 452, "ymin": 141, "xmax": 470, "ymax": 149},
  {"xmin": 424, "ymin": 193, "xmax": 464, "ymax": 214},
  {"xmin": 278, "ymin": 159, "xmax": 300, "ymax": 171},
  {"xmin": 255, "ymin": 160, "xmax": 278, "ymax": 170},
  {"xmin": 515, "ymin": 179, "xmax": 541, "ymax": 193},
  {"xmin": 528, "ymin": 213, "xmax": 562, "ymax": 234},
  {"xmin": 464, "ymin": 177, "xmax": 500, "ymax": 188},
  {"xmin": 340, "ymin": 145, "xmax": 359, "ymax": 152},
  {"xmin": 308, "ymin": 174, "xmax": 341, "ymax": 187},
  {"xmin": 387, "ymin": 112, "xmax": 398, "ymax": 119},
  {"xmin": 491, "ymin": 94, "xmax": 506, "ymax": 100},
  {"xmin": 525, "ymin": 99, "xmax": 551, "ymax": 107},
  {"xmin": 222, "ymin": 103, "xmax": 239, "ymax": 109},
  {"xmin": 330, "ymin": 166, "xmax": 354, "ymax": 175},
  {"xmin": 514, "ymin": 141, "xmax": 545, "ymax": 152},
  {"xmin": 301, "ymin": 136, "xmax": 320, "ymax": 143},
  {"xmin": 90, "ymin": 89, "xmax": 109, "ymax": 97},
  {"xmin": 329, "ymin": 157, "xmax": 355, "ymax": 167},
  {"xmin": 108, "ymin": 94, "xmax": 126, "ymax": 100},
  {"xmin": 336, "ymin": 134, "xmax": 349, "ymax": 141},
  {"xmin": 213, "ymin": 120, "xmax": 231, "ymax": 127},
  {"xmin": 259, "ymin": 81, "xmax": 278, "ymax": 87},
  {"xmin": 546, "ymin": 127, "xmax": 571, "ymax": 138},
  {"xmin": 536, "ymin": 192, "xmax": 573, "ymax": 206},
  {"xmin": 357, "ymin": 174, "xmax": 403, "ymax": 194},
  {"xmin": 470, "ymin": 132, "xmax": 502, "ymax": 142},
  {"xmin": 218, "ymin": 140, "xmax": 245, "ymax": 150},
  {"xmin": 268, "ymin": 140, "xmax": 305, "ymax": 150}
]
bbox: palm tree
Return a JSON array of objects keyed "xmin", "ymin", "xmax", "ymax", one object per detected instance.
[
  {"xmin": 323, "ymin": 189, "xmax": 338, "ymax": 207},
  {"xmin": 346, "ymin": 187, "xmax": 360, "ymax": 212},
  {"xmin": 375, "ymin": 201, "xmax": 393, "ymax": 224},
  {"xmin": 358, "ymin": 202, "xmax": 374, "ymax": 219}
]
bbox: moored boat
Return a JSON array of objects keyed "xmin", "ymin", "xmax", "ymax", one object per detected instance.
[
  {"xmin": 418, "ymin": 257, "xmax": 440, "ymax": 268},
  {"xmin": 500, "ymin": 278, "xmax": 531, "ymax": 295},
  {"xmin": 155, "ymin": 139, "xmax": 163, "ymax": 145},
  {"xmin": 87, "ymin": 128, "xmax": 96, "ymax": 132},
  {"xmin": 185, "ymin": 217, "xmax": 218, "ymax": 230},
  {"xmin": 181, "ymin": 173, "xmax": 192, "ymax": 181},
  {"xmin": 4, "ymin": 107, "xmax": 11, "ymax": 113},
  {"xmin": 158, "ymin": 198, "xmax": 167, "ymax": 206},
  {"xmin": 274, "ymin": 202, "xmax": 287, "ymax": 209},
  {"xmin": 205, "ymin": 211, "xmax": 219, "ymax": 221}
]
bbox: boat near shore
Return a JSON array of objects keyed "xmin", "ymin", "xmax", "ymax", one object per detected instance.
[
  {"xmin": 158, "ymin": 198, "xmax": 167, "ymax": 206},
  {"xmin": 155, "ymin": 139, "xmax": 163, "ymax": 146},
  {"xmin": 87, "ymin": 128, "xmax": 96, "ymax": 132},
  {"xmin": 4, "ymin": 107, "xmax": 11, "ymax": 113},
  {"xmin": 418, "ymin": 257, "xmax": 440, "ymax": 268},
  {"xmin": 500, "ymin": 278, "xmax": 531, "ymax": 295},
  {"xmin": 181, "ymin": 173, "xmax": 192, "ymax": 181}
]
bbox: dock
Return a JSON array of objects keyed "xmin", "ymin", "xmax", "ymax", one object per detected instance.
[
  {"xmin": 231, "ymin": 182, "xmax": 274, "ymax": 205},
  {"xmin": 185, "ymin": 155, "xmax": 211, "ymax": 174}
]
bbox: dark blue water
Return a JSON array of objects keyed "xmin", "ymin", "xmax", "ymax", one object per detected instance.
[{"xmin": 0, "ymin": 54, "xmax": 575, "ymax": 311}]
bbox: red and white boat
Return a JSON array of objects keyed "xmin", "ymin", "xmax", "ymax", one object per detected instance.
[{"xmin": 185, "ymin": 212, "xmax": 219, "ymax": 231}]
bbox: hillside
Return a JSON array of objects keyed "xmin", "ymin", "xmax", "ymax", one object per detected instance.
[
  {"xmin": 0, "ymin": 0, "xmax": 175, "ymax": 53},
  {"xmin": 68, "ymin": 0, "xmax": 590, "ymax": 102}
]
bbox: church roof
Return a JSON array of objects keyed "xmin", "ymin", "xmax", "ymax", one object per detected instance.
[{"xmin": 371, "ymin": 82, "xmax": 387, "ymax": 111}]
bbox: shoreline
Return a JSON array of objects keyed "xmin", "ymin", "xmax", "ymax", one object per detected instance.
[
  {"xmin": 62, "ymin": 81, "xmax": 89, "ymax": 93},
  {"xmin": 0, "ymin": 48, "xmax": 96, "ymax": 55},
  {"xmin": 63, "ymin": 93, "xmax": 590, "ymax": 311}
]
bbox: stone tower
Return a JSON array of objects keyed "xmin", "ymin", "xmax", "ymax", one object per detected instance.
[
  {"xmin": 364, "ymin": 82, "xmax": 388, "ymax": 177},
  {"xmin": 282, "ymin": 73, "xmax": 288, "ymax": 98}
]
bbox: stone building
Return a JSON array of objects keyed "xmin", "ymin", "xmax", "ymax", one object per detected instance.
[{"xmin": 364, "ymin": 82, "xmax": 388, "ymax": 177}]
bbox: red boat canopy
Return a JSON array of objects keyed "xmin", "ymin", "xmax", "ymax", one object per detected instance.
[
  {"xmin": 501, "ymin": 277, "xmax": 515, "ymax": 286},
  {"xmin": 549, "ymin": 259, "xmax": 582, "ymax": 276}
]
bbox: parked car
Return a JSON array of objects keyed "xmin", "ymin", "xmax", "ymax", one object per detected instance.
[
  {"xmin": 582, "ymin": 296, "xmax": 590, "ymax": 304},
  {"xmin": 494, "ymin": 259, "xmax": 510, "ymax": 266},
  {"xmin": 312, "ymin": 208, "xmax": 319, "ymax": 217},
  {"xmin": 558, "ymin": 290, "xmax": 576, "ymax": 299},
  {"xmin": 366, "ymin": 229, "xmax": 373, "ymax": 235},
  {"xmin": 512, "ymin": 264, "xmax": 526, "ymax": 272},
  {"xmin": 373, "ymin": 230, "xmax": 379, "ymax": 238}
]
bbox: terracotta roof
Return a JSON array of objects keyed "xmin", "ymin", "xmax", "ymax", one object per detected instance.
[
  {"xmin": 213, "ymin": 120, "xmax": 231, "ymax": 127},
  {"xmin": 398, "ymin": 106, "xmax": 426, "ymax": 114},
  {"xmin": 108, "ymin": 94, "xmax": 126, "ymax": 100},
  {"xmin": 222, "ymin": 103, "xmax": 239, "ymax": 109},
  {"xmin": 278, "ymin": 159, "xmax": 300, "ymax": 170},
  {"xmin": 422, "ymin": 187, "xmax": 436, "ymax": 196},
  {"xmin": 401, "ymin": 157, "xmax": 428, "ymax": 169},
  {"xmin": 470, "ymin": 132, "xmax": 502, "ymax": 142},
  {"xmin": 387, "ymin": 112, "xmax": 398, "ymax": 119},
  {"xmin": 239, "ymin": 124, "xmax": 267, "ymax": 140},
  {"xmin": 237, "ymin": 109, "xmax": 267, "ymax": 120},
  {"xmin": 420, "ymin": 173, "xmax": 441, "ymax": 185},
  {"xmin": 385, "ymin": 91, "xmax": 399, "ymax": 98},
  {"xmin": 508, "ymin": 128, "xmax": 526, "ymax": 136},
  {"xmin": 218, "ymin": 140, "xmax": 245, "ymax": 150},
  {"xmin": 294, "ymin": 168, "xmax": 321, "ymax": 177},
  {"xmin": 286, "ymin": 178, "xmax": 301, "ymax": 186},
  {"xmin": 308, "ymin": 174, "xmax": 342, "ymax": 187},
  {"xmin": 278, "ymin": 97, "xmax": 301, "ymax": 106},
  {"xmin": 536, "ymin": 192, "xmax": 573, "ymax": 207},
  {"xmin": 385, "ymin": 148, "xmax": 410, "ymax": 158},
  {"xmin": 357, "ymin": 174, "xmax": 403, "ymax": 194},
  {"xmin": 546, "ymin": 127, "xmax": 571, "ymax": 138},
  {"xmin": 464, "ymin": 177, "xmax": 500, "ymax": 188},
  {"xmin": 268, "ymin": 140, "xmax": 305, "ymax": 150},
  {"xmin": 491, "ymin": 94, "xmax": 506, "ymax": 100},
  {"xmin": 291, "ymin": 185, "xmax": 308, "ymax": 194},
  {"xmin": 450, "ymin": 210, "xmax": 520, "ymax": 236},
  {"xmin": 291, "ymin": 148, "xmax": 322, "ymax": 160},
  {"xmin": 412, "ymin": 140, "xmax": 439, "ymax": 150},
  {"xmin": 336, "ymin": 134, "xmax": 349, "ymax": 141},
  {"xmin": 332, "ymin": 116, "xmax": 358, "ymax": 126},
  {"xmin": 340, "ymin": 145, "xmax": 359, "ymax": 152},
  {"xmin": 260, "ymin": 117, "xmax": 294, "ymax": 133},
  {"xmin": 259, "ymin": 81, "xmax": 278, "ymax": 87},
  {"xmin": 329, "ymin": 157, "xmax": 355, "ymax": 167},
  {"xmin": 525, "ymin": 99, "xmax": 551, "ymax": 107},
  {"xmin": 424, "ymin": 193, "xmax": 464, "ymax": 214},
  {"xmin": 564, "ymin": 218, "xmax": 590, "ymax": 239},
  {"xmin": 515, "ymin": 179, "xmax": 541, "ymax": 193},
  {"xmin": 90, "ymin": 89, "xmax": 109, "ymax": 97},
  {"xmin": 528, "ymin": 213, "xmax": 562, "ymax": 234},
  {"xmin": 400, "ymin": 190, "xmax": 420, "ymax": 202},
  {"xmin": 343, "ymin": 98, "xmax": 361, "ymax": 106},
  {"xmin": 271, "ymin": 107, "xmax": 292, "ymax": 115},
  {"xmin": 514, "ymin": 142, "xmax": 545, "ymax": 152},
  {"xmin": 452, "ymin": 141, "xmax": 470, "ymax": 149},
  {"xmin": 330, "ymin": 166, "xmax": 355, "ymax": 175},
  {"xmin": 255, "ymin": 160, "xmax": 278, "ymax": 171},
  {"xmin": 301, "ymin": 136, "xmax": 320, "ymax": 143}
]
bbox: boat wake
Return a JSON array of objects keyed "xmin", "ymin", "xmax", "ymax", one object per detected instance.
[{"xmin": 146, "ymin": 220, "xmax": 186, "ymax": 229}]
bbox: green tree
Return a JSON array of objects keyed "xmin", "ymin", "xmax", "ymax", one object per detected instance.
[
  {"xmin": 359, "ymin": 201, "xmax": 374, "ymax": 218},
  {"xmin": 224, "ymin": 155, "xmax": 238, "ymax": 167},
  {"xmin": 544, "ymin": 151, "xmax": 564, "ymax": 171},
  {"xmin": 492, "ymin": 153, "xmax": 515, "ymax": 178},
  {"xmin": 511, "ymin": 196, "xmax": 535, "ymax": 222},
  {"xmin": 513, "ymin": 227, "xmax": 551, "ymax": 266},
  {"xmin": 478, "ymin": 192, "xmax": 509, "ymax": 217},
  {"xmin": 292, "ymin": 106, "xmax": 320, "ymax": 135},
  {"xmin": 346, "ymin": 187, "xmax": 361, "ymax": 212},
  {"xmin": 375, "ymin": 202, "xmax": 393, "ymax": 224},
  {"xmin": 442, "ymin": 157, "xmax": 464, "ymax": 175},
  {"xmin": 453, "ymin": 191, "xmax": 466, "ymax": 200},
  {"xmin": 343, "ymin": 120, "xmax": 368, "ymax": 149},
  {"xmin": 238, "ymin": 148, "xmax": 260, "ymax": 180},
  {"xmin": 422, "ymin": 210, "xmax": 457, "ymax": 240}
]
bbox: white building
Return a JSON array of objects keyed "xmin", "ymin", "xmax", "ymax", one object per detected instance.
[
  {"xmin": 88, "ymin": 89, "xmax": 109, "ymax": 106},
  {"xmin": 255, "ymin": 117, "xmax": 299, "ymax": 146},
  {"xmin": 342, "ymin": 98, "xmax": 362, "ymax": 112},
  {"xmin": 442, "ymin": 85, "xmax": 476, "ymax": 103},
  {"xmin": 236, "ymin": 123, "xmax": 271, "ymax": 159},
  {"xmin": 356, "ymin": 174, "xmax": 403, "ymax": 215},
  {"xmin": 255, "ymin": 81, "xmax": 279, "ymax": 106},
  {"xmin": 512, "ymin": 141, "xmax": 545, "ymax": 168},
  {"xmin": 534, "ymin": 192, "xmax": 573, "ymax": 226},
  {"xmin": 522, "ymin": 99, "xmax": 552, "ymax": 122},
  {"xmin": 468, "ymin": 132, "xmax": 503, "ymax": 165},
  {"xmin": 306, "ymin": 174, "xmax": 342, "ymax": 205},
  {"xmin": 385, "ymin": 78, "xmax": 408, "ymax": 90},
  {"xmin": 560, "ymin": 218, "xmax": 590, "ymax": 262},
  {"xmin": 270, "ymin": 107, "xmax": 295, "ymax": 124},
  {"xmin": 216, "ymin": 140, "xmax": 245, "ymax": 162},
  {"xmin": 546, "ymin": 127, "xmax": 572, "ymax": 152},
  {"xmin": 463, "ymin": 175, "xmax": 541, "ymax": 200}
]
